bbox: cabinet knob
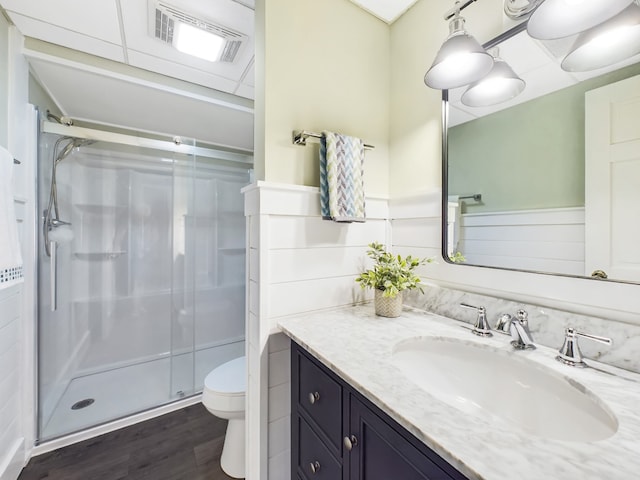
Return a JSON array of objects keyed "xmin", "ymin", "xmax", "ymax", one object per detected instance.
[
  {"xmin": 308, "ymin": 391, "xmax": 320, "ymax": 405},
  {"xmin": 309, "ymin": 461, "xmax": 321, "ymax": 474},
  {"xmin": 343, "ymin": 434, "xmax": 358, "ymax": 451}
]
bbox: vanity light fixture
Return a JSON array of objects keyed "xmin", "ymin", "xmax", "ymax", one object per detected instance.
[
  {"xmin": 461, "ymin": 50, "xmax": 525, "ymax": 107},
  {"xmin": 527, "ymin": 0, "xmax": 634, "ymax": 40},
  {"xmin": 561, "ymin": 3, "xmax": 640, "ymax": 71},
  {"xmin": 424, "ymin": 4, "xmax": 494, "ymax": 90}
]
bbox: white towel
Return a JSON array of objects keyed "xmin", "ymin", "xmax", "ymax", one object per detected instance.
[{"xmin": 0, "ymin": 146, "xmax": 23, "ymax": 288}]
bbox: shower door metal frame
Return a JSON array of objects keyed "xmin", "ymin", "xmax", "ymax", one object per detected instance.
[
  {"xmin": 35, "ymin": 119, "xmax": 253, "ymax": 445},
  {"xmin": 42, "ymin": 122, "xmax": 253, "ymax": 165}
]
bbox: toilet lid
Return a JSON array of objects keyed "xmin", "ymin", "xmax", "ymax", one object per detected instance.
[{"xmin": 204, "ymin": 356, "xmax": 246, "ymax": 394}]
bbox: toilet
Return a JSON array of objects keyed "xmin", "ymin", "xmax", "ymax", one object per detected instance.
[{"xmin": 202, "ymin": 355, "xmax": 246, "ymax": 479}]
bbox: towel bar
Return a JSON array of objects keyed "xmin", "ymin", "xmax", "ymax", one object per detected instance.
[
  {"xmin": 459, "ymin": 194, "xmax": 482, "ymax": 202},
  {"xmin": 292, "ymin": 130, "xmax": 375, "ymax": 150}
]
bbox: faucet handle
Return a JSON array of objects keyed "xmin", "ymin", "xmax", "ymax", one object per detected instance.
[
  {"xmin": 460, "ymin": 303, "xmax": 492, "ymax": 337},
  {"xmin": 556, "ymin": 327, "xmax": 612, "ymax": 368},
  {"xmin": 494, "ymin": 313, "xmax": 512, "ymax": 334}
]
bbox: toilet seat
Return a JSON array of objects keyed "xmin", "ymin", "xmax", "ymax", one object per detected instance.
[{"xmin": 202, "ymin": 356, "xmax": 246, "ymax": 414}]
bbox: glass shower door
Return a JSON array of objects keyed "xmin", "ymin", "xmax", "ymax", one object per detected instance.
[
  {"xmin": 169, "ymin": 152, "xmax": 248, "ymax": 398},
  {"xmin": 37, "ymin": 130, "xmax": 250, "ymax": 442}
]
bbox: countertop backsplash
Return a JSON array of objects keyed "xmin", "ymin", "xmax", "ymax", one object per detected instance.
[{"xmin": 403, "ymin": 285, "xmax": 640, "ymax": 374}]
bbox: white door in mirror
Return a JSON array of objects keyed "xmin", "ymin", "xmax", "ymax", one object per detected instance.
[{"xmin": 585, "ymin": 74, "xmax": 640, "ymax": 282}]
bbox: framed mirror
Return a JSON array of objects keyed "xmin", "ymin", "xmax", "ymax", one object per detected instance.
[{"xmin": 443, "ymin": 21, "xmax": 640, "ymax": 284}]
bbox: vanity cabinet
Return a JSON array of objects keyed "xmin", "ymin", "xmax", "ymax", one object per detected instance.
[{"xmin": 292, "ymin": 342, "xmax": 468, "ymax": 480}]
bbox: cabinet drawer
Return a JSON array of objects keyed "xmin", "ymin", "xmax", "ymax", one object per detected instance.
[
  {"xmin": 296, "ymin": 350, "xmax": 343, "ymax": 450},
  {"xmin": 297, "ymin": 415, "xmax": 342, "ymax": 480}
]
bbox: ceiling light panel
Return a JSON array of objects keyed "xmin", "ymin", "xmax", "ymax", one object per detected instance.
[
  {"xmin": 152, "ymin": 2, "xmax": 247, "ymax": 63},
  {"xmin": 119, "ymin": 0, "xmax": 255, "ymax": 96},
  {"xmin": 174, "ymin": 22, "xmax": 225, "ymax": 62}
]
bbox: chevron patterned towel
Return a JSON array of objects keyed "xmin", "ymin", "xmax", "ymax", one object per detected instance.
[{"xmin": 320, "ymin": 131, "xmax": 366, "ymax": 223}]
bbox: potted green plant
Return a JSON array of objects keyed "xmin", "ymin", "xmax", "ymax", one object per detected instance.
[{"xmin": 355, "ymin": 242, "xmax": 432, "ymax": 318}]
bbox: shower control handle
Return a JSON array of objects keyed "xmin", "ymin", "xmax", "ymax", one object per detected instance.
[{"xmin": 50, "ymin": 240, "xmax": 57, "ymax": 312}]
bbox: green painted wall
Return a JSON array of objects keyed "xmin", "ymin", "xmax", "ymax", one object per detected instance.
[
  {"xmin": 0, "ymin": 13, "xmax": 9, "ymax": 148},
  {"xmin": 449, "ymin": 61, "xmax": 640, "ymax": 213}
]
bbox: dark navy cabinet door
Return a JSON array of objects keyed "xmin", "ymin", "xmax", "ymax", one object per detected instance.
[
  {"xmin": 291, "ymin": 342, "xmax": 468, "ymax": 480},
  {"xmin": 296, "ymin": 414, "xmax": 342, "ymax": 480},
  {"xmin": 347, "ymin": 395, "xmax": 467, "ymax": 480},
  {"xmin": 296, "ymin": 348, "xmax": 343, "ymax": 452}
]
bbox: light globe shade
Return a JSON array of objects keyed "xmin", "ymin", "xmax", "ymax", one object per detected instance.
[
  {"xmin": 461, "ymin": 58, "xmax": 525, "ymax": 107},
  {"xmin": 424, "ymin": 32, "xmax": 494, "ymax": 90},
  {"xmin": 562, "ymin": 4, "xmax": 640, "ymax": 72},
  {"xmin": 528, "ymin": 0, "xmax": 634, "ymax": 40}
]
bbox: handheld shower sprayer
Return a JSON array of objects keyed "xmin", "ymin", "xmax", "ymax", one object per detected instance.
[{"xmin": 43, "ymin": 136, "xmax": 94, "ymax": 256}]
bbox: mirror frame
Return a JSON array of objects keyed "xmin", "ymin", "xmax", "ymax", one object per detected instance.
[{"xmin": 440, "ymin": 21, "xmax": 638, "ymax": 286}]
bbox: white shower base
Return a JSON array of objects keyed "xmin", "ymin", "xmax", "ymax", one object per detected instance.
[{"xmin": 41, "ymin": 341, "xmax": 244, "ymax": 440}]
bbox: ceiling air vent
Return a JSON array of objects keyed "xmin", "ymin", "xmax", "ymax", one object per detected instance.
[{"xmin": 151, "ymin": 1, "xmax": 246, "ymax": 63}]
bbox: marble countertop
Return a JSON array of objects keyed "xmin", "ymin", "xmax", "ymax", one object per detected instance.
[{"xmin": 278, "ymin": 304, "xmax": 640, "ymax": 480}]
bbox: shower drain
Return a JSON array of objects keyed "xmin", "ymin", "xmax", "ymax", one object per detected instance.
[{"xmin": 71, "ymin": 398, "xmax": 95, "ymax": 410}]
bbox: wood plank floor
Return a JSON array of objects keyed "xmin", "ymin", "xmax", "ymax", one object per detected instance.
[{"xmin": 19, "ymin": 404, "xmax": 237, "ymax": 480}]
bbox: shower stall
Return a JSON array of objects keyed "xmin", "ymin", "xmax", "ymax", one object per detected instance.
[{"xmin": 37, "ymin": 120, "xmax": 251, "ymax": 442}]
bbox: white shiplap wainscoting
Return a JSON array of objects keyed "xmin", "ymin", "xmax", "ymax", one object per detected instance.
[
  {"xmin": 458, "ymin": 207, "xmax": 585, "ymax": 276},
  {"xmin": 0, "ymin": 285, "xmax": 24, "ymax": 480},
  {"xmin": 243, "ymin": 182, "xmax": 389, "ymax": 480},
  {"xmin": 389, "ymin": 190, "xmax": 442, "ymax": 271},
  {"xmin": 391, "ymin": 191, "xmax": 640, "ymax": 351},
  {"xmin": 391, "ymin": 191, "xmax": 640, "ymax": 324}
]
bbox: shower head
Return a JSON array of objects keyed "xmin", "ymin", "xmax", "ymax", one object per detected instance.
[{"xmin": 55, "ymin": 137, "xmax": 96, "ymax": 164}]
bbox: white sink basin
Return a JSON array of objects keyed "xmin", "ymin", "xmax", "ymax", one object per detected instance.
[{"xmin": 391, "ymin": 336, "xmax": 618, "ymax": 442}]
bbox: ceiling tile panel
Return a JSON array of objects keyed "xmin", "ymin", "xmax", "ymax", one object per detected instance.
[
  {"xmin": 1, "ymin": 0, "xmax": 122, "ymax": 42},
  {"xmin": 241, "ymin": 62, "xmax": 255, "ymax": 87},
  {"xmin": 7, "ymin": 13, "xmax": 125, "ymax": 62},
  {"xmin": 127, "ymin": 50, "xmax": 240, "ymax": 94},
  {"xmin": 234, "ymin": 83, "xmax": 254, "ymax": 99}
]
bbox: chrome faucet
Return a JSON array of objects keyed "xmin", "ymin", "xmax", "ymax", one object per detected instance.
[
  {"xmin": 495, "ymin": 309, "xmax": 535, "ymax": 350},
  {"xmin": 556, "ymin": 327, "xmax": 612, "ymax": 368},
  {"xmin": 460, "ymin": 303, "xmax": 492, "ymax": 337}
]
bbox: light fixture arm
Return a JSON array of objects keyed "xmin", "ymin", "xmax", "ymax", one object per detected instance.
[{"xmin": 444, "ymin": 0, "xmax": 479, "ymax": 20}]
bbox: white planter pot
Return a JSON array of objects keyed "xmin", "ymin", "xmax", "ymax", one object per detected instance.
[{"xmin": 374, "ymin": 290, "xmax": 402, "ymax": 318}]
